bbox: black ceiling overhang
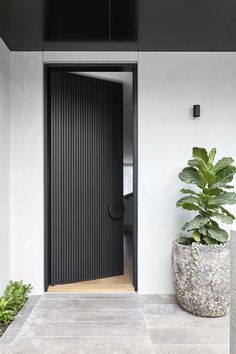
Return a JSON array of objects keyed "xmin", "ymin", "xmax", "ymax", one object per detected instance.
[{"xmin": 1, "ymin": 0, "xmax": 236, "ymax": 51}]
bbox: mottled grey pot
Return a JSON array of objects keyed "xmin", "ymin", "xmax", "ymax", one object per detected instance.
[{"xmin": 172, "ymin": 240, "xmax": 230, "ymax": 317}]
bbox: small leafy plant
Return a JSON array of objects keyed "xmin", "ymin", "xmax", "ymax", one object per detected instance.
[
  {"xmin": 177, "ymin": 147, "xmax": 236, "ymax": 245},
  {"xmin": 0, "ymin": 281, "xmax": 32, "ymax": 326}
]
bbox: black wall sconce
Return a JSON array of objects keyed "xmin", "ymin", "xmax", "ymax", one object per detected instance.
[{"xmin": 193, "ymin": 104, "xmax": 200, "ymax": 117}]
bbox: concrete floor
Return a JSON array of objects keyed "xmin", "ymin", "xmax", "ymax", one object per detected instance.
[{"xmin": 0, "ymin": 293, "xmax": 229, "ymax": 354}]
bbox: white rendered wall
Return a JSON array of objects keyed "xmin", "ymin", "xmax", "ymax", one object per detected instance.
[
  {"xmin": 9, "ymin": 52, "xmax": 134, "ymax": 294},
  {"xmin": 8, "ymin": 51, "xmax": 236, "ymax": 294},
  {"xmin": 42, "ymin": 51, "xmax": 138, "ymax": 63},
  {"xmin": 138, "ymin": 52, "xmax": 236, "ymax": 293},
  {"xmin": 0, "ymin": 38, "xmax": 10, "ymax": 294},
  {"xmin": 10, "ymin": 52, "xmax": 43, "ymax": 294}
]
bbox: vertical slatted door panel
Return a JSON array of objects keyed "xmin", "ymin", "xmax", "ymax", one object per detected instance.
[{"xmin": 50, "ymin": 70, "xmax": 123, "ymax": 285}]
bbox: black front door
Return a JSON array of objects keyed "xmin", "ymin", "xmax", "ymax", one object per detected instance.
[{"xmin": 49, "ymin": 70, "xmax": 124, "ymax": 285}]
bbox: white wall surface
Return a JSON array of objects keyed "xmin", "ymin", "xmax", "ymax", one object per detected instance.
[
  {"xmin": 10, "ymin": 52, "xmax": 43, "ymax": 294},
  {"xmin": 43, "ymin": 51, "xmax": 138, "ymax": 63},
  {"xmin": 0, "ymin": 38, "xmax": 10, "ymax": 294},
  {"xmin": 7, "ymin": 51, "xmax": 236, "ymax": 295},
  {"xmin": 138, "ymin": 52, "xmax": 236, "ymax": 293}
]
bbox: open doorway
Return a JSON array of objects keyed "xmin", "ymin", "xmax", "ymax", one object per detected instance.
[{"xmin": 44, "ymin": 64, "xmax": 138, "ymax": 292}]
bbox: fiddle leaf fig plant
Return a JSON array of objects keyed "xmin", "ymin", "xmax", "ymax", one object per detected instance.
[{"xmin": 177, "ymin": 147, "xmax": 236, "ymax": 245}]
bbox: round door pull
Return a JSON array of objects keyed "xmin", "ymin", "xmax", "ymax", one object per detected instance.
[{"xmin": 108, "ymin": 199, "xmax": 125, "ymax": 220}]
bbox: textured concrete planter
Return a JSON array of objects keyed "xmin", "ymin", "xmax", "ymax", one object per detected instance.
[{"xmin": 172, "ymin": 240, "xmax": 230, "ymax": 317}]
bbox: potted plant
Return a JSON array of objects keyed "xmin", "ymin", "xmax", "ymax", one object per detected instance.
[{"xmin": 172, "ymin": 147, "xmax": 236, "ymax": 317}]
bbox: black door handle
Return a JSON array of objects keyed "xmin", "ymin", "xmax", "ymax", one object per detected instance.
[{"xmin": 108, "ymin": 199, "xmax": 125, "ymax": 220}]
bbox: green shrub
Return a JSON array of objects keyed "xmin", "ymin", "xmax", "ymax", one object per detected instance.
[
  {"xmin": 0, "ymin": 281, "xmax": 32, "ymax": 325},
  {"xmin": 177, "ymin": 147, "xmax": 236, "ymax": 245}
]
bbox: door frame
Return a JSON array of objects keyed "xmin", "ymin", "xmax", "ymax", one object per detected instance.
[{"xmin": 44, "ymin": 63, "xmax": 138, "ymax": 291}]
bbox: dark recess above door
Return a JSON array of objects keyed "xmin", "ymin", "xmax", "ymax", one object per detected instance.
[{"xmin": 1, "ymin": 0, "xmax": 236, "ymax": 51}]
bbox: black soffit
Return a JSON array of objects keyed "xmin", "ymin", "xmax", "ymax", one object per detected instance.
[{"xmin": 1, "ymin": 0, "xmax": 236, "ymax": 51}]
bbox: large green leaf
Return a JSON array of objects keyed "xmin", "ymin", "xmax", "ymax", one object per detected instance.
[
  {"xmin": 209, "ymin": 192, "xmax": 236, "ymax": 206},
  {"xmin": 203, "ymin": 170, "xmax": 216, "ymax": 185},
  {"xmin": 210, "ymin": 219, "xmax": 219, "ymax": 227},
  {"xmin": 180, "ymin": 188, "xmax": 199, "ymax": 196},
  {"xmin": 203, "ymin": 235, "xmax": 218, "ymax": 245},
  {"xmin": 207, "ymin": 204, "xmax": 219, "ymax": 210},
  {"xmin": 207, "ymin": 227, "xmax": 229, "ymax": 243},
  {"xmin": 177, "ymin": 195, "xmax": 203, "ymax": 211},
  {"xmin": 213, "ymin": 165, "xmax": 236, "ymax": 188},
  {"xmin": 214, "ymin": 213, "xmax": 234, "ymax": 224},
  {"xmin": 208, "ymin": 148, "xmax": 216, "ymax": 164},
  {"xmin": 179, "ymin": 167, "xmax": 201, "ymax": 186},
  {"xmin": 220, "ymin": 206, "xmax": 235, "ymax": 220},
  {"xmin": 188, "ymin": 159, "xmax": 199, "ymax": 168},
  {"xmin": 196, "ymin": 160, "xmax": 207, "ymax": 173},
  {"xmin": 199, "ymin": 227, "xmax": 207, "ymax": 235},
  {"xmin": 182, "ymin": 216, "xmax": 209, "ymax": 231},
  {"xmin": 206, "ymin": 163, "xmax": 214, "ymax": 172},
  {"xmin": 176, "ymin": 196, "xmax": 200, "ymax": 207},
  {"xmin": 205, "ymin": 188, "xmax": 223, "ymax": 196},
  {"xmin": 180, "ymin": 203, "xmax": 201, "ymax": 211},
  {"xmin": 213, "ymin": 157, "xmax": 234, "ymax": 173},
  {"xmin": 192, "ymin": 147, "xmax": 208, "ymax": 163},
  {"xmin": 193, "ymin": 230, "xmax": 201, "ymax": 242}
]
